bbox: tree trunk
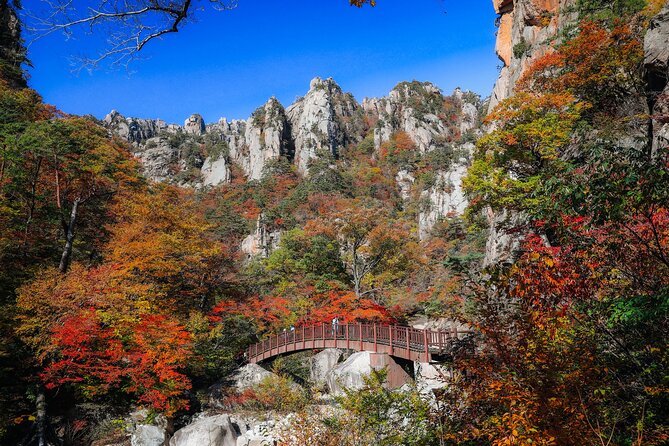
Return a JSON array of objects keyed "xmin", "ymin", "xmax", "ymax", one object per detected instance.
[
  {"xmin": 58, "ymin": 198, "xmax": 80, "ymax": 274},
  {"xmin": 36, "ymin": 388, "xmax": 46, "ymax": 446}
]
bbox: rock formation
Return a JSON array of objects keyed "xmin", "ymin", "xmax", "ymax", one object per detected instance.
[
  {"xmin": 131, "ymin": 425, "xmax": 168, "ymax": 446},
  {"xmin": 0, "ymin": 0, "xmax": 26, "ymax": 89},
  {"xmin": 645, "ymin": 2, "xmax": 669, "ymax": 154},
  {"xmin": 105, "ymin": 77, "xmax": 485, "ymax": 249},
  {"xmin": 325, "ymin": 351, "xmax": 412, "ymax": 395},
  {"xmin": 184, "ymin": 113, "xmax": 205, "ymax": 135},
  {"xmin": 310, "ymin": 348, "xmax": 344, "ymax": 386},
  {"xmin": 232, "ymin": 363, "xmax": 278, "ymax": 391},
  {"xmin": 363, "ymin": 81, "xmax": 458, "ymax": 153},
  {"xmin": 483, "ymin": 0, "xmax": 577, "ymax": 265},
  {"xmin": 242, "ymin": 98, "xmax": 292, "ymax": 180},
  {"xmin": 169, "ymin": 415, "xmax": 239, "ymax": 446},
  {"xmin": 489, "ymin": 0, "xmax": 574, "ymax": 112},
  {"xmin": 240, "ymin": 214, "xmax": 282, "ymax": 258},
  {"xmin": 418, "ymin": 146, "xmax": 472, "ymax": 240},
  {"xmin": 287, "ymin": 77, "xmax": 364, "ymax": 173}
]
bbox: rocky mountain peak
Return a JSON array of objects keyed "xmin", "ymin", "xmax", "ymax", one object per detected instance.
[
  {"xmin": 308, "ymin": 76, "xmax": 343, "ymax": 93},
  {"xmin": 286, "ymin": 77, "xmax": 363, "ymax": 173},
  {"xmin": 184, "ymin": 113, "xmax": 206, "ymax": 135}
]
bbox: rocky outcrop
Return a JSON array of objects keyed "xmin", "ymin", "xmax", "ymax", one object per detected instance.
[
  {"xmin": 232, "ymin": 363, "xmax": 277, "ymax": 391},
  {"xmin": 131, "ymin": 425, "xmax": 167, "ymax": 446},
  {"xmin": 363, "ymin": 82, "xmax": 460, "ymax": 153},
  {"xmin": 201, "ymin": 156, "xmax": 231, "ymax": 186},
  {"xmin": 169, "ymin": 415, "xmax": 239, "ymax": 446},
  {"xmin": 240, "ymin": 215, "xmax": 282, "ymax": 258},
  {"xmin": 243, "ymin": 98, "xmax": 292, "ymax": 180},
  {"xmin": 488, "ymin": 0, "xmax": 574, "ymax": 112},
  {"xmin": 418, "ymin": 145, "xmax": 473, "ymax": 240},
  {"xmin": 104, "ymin": 110, "xmax": 177, "ymax": 144},
  {"xmin": 325, "ymin": 352, "xmax": 412, "ymax": 395},
  {"xmin": 310, "ymin": 348, "xmax": 343, "ymax": 386},
  {"xmin": 483, "ymin": 0, "xmax": 576, "ymax": 265},
  {"xmin": 184, "ymin": 114, "xmax": 205, "ymax": 135},
  {"xmin": 363, "ymin": 85, "xmax": 482, "ymax": 239},
  {"xmin": 645, "ymin": 2, "xmax": 669, "ymax": 154},
  {"xmin": 395, "ymin": 169, "xmax": 415, "ymax": 201},
  {"xmin": 287, "ymin": 77, "xmax": 364, "ymax": 173}
]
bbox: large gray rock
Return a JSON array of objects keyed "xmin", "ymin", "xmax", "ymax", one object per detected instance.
[
  {"xmin": 240, "ymin": 214, "xmax": 282, "ymax": 259},
  {"xmin": 201, "ymin": 155, "xmax": 231, "ymax": 186},
  {"xmin": 325, "ymin": 351, "xmax": 412, "ymax": 395},
  {"xmin": 287, "ymin": 77, "xmax": 364, "ymax": 173},
  {"xmin": 169, "ymin": 415, "xmax": 239, "ymax": 446},
  {"xmin": 243, "ymin": 98, "xmax": 292, "ymax": 180},
  {"xmin": 310, "ymin": 349, "xmax": 343, "ymax": 385},
  {"xmin": 131, "ymin": 425, "xmax": 167, "ymax": 446},
  {"xmin": 233, "ymin": 363, "xmax": 276, "ymax": 391},
  {"xmin": 414, "ymin": 362, "xmax": 450, "ymax": 395},
  {"xmin": 184, "ymin": 114, "xmax": 206, "ymax": 135}
]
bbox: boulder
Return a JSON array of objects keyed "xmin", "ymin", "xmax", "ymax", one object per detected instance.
[
  {"xmin": 131, "ymin": 425, "xmax": 167, "ymax": 446},
  {"xmin": 233, "ymin": 363, "xmax": 276, "ymax": 391},
  {"xmin": 169, "ymin": 415, "xmax": 239, "ymax": 446},
  {"xmin": 326, "ymin": 351, "xmax": 412, "ymax": 395},
  {"xmin": 310, "ymin": 349, "xmax": 343, "ymax": 385},
  {"xmin": 414, "ymin": 361, "xmax": 450, "ymax": 394}
]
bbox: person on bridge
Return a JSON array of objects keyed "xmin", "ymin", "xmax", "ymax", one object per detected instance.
[{"xmin": 332, "ymin": 317, "xmax": 339, "ymax": 338}]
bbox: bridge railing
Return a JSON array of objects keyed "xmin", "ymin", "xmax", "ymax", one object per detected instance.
[{"xmin": 246, "ymin": 323, "xmax": 468, "ymax": 362}]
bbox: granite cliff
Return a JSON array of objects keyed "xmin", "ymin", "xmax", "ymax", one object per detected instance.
[{"xmin": 105, "ymin": 77, "xmax": 485, "ymax": 250}]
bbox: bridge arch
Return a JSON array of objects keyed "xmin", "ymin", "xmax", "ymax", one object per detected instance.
[{"xmin": 246, "ymin": 323, "xmax": 468, "ymax": 364}]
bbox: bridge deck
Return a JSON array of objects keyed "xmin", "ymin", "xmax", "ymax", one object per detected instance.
[{"xmin": 246, "ymin": 323, "xmax": 468, "ymax": 363}]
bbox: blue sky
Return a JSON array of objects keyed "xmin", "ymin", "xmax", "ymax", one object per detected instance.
[{"xmin": 24, "ymin": 0, "xmax": 500, "ymax": 124}]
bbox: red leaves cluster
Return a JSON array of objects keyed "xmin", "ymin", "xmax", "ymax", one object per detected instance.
[
  {"xmin": 42, "ymin": 310, "xmax": 192, "ymax": 417},
  {"xmin": 212, "ymin": 290, "xmax": 394, "ymax": 335},
  {"xmin": 519, "ymin": 19, "xmax": 644, "ymax": 110}
]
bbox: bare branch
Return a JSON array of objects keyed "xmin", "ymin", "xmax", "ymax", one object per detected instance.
[{"xmin": 22, "ymin": 0, "xmax": 238, "ymax": 70}]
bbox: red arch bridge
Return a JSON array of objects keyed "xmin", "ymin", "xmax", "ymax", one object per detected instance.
[{"xmin": 246, "ymin": 323, "xmax": 469, "ymax": 364}]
